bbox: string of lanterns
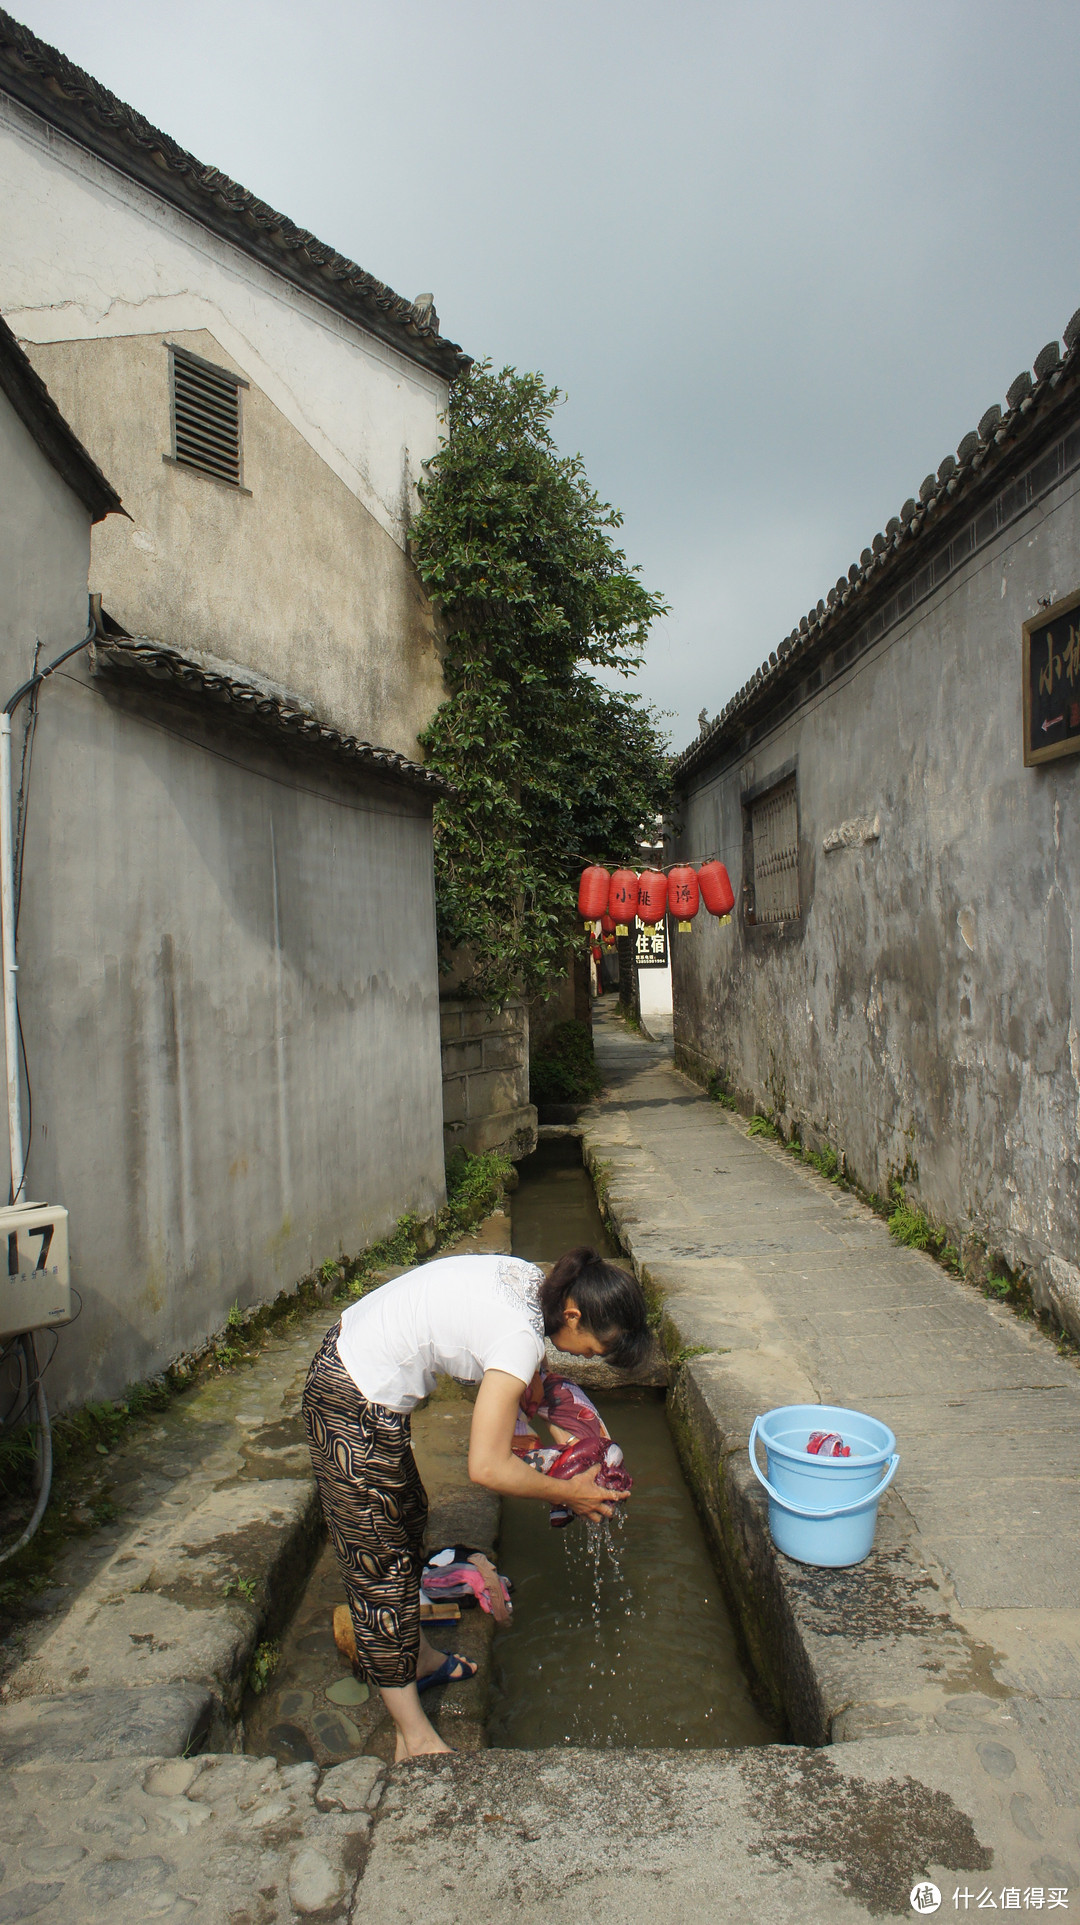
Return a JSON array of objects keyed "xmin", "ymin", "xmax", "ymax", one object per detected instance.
[{"xmin": 577, "ymin": 861, "xmax": 735, "ymax": 935}]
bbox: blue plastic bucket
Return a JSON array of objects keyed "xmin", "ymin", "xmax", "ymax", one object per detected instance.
[{"xmin": 748, "ymin": 1404, "xmax": 899, "ymax": 1568}]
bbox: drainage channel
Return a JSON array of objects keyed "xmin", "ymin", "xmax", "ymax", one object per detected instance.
[
  {"xmin": 491, "ymin": 1132, "xmax": 778, "ymax": 1750},
  {"xmin": 243, "ymin": 1133, "xmax": 778, "ymax": 1763}
]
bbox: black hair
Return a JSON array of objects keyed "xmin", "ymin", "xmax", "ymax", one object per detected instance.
[{"xmin": 538, "ymin": 1247, "xmax": 650, "ymax": 1370}]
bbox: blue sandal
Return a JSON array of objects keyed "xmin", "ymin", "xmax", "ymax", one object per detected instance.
[{"xmin": 416, "ymin": 1652, "xmax": 477, "ymax": 1693}]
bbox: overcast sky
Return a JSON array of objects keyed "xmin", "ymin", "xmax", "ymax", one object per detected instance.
[{"xmin": 15, "ymin": 0, "xmax": 1080, "ymax": 751}]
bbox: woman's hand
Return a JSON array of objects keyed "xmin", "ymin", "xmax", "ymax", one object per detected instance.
[
  {"xmin": 469, "ymin": 1370, "xmax": 630, "ymax": 1519},
  {"xmin": 563, "ymin": 1464, "xmax": 628, "ymax": 1521}
]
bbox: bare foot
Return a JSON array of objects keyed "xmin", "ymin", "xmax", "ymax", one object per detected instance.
[{"xmin": 393, "ymin": 1729, "xmax": 455, "ymax": 1761}]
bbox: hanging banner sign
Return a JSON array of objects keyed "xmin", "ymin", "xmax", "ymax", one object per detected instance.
[
  {"xmin": 634, "ymin": 917, "xmax": 668, "ymax": 970},
  {"xmin": 1023, "ymin": 588, "xmax": 1080, "ymax": 766}
]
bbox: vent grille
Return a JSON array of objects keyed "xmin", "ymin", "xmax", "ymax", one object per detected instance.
[
  {"xmin": 750, "ymin": 776, "xmax": 800, "ymax": 922},
  {"xmin": 170, "ymin": 347, "xmax": 242, "ymax": 486}
]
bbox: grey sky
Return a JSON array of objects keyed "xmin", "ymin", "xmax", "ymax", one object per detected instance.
[{"xmin": 14, "ymin": 0, "xmax": 1080, "ymax": 751}]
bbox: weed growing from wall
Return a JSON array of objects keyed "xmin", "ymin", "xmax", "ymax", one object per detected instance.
[
  {"xmin": 706, "ymin": 1073, "xmax": 740, "ymax": 1112},
  {"xmin": 886, "ymin": 1188, "xmax": 959, "ymax": 1270},
  {"xmin": 529, "ymin": 1020, "xmax": 602, "ymax": 1104},
  {"xmin": 247, "ymin": 1640, "xmax": 279, "ymax": 1695},
  {"xmin": 737, "ymin": 1107, "xmax": 1077, "ymax": 1362}
]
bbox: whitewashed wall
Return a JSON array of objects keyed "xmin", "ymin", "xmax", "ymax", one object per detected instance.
[{"xmin": 0, "ymin": 93, "xmax": 446, "ymax": 549}]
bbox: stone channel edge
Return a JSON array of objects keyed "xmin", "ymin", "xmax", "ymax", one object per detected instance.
[{"xmin": 575, "ymin": 1110, "xmax": 1008, "ymax": 1750}]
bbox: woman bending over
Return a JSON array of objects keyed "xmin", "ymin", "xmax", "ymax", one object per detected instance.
[{"xmin": 302, "ymin": 1245, "xmax": 648, "ymax": 1760}]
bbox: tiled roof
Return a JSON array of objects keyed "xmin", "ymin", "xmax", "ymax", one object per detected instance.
[
  {"xmin": 0, "ymin": 310, "xmax": 122, "ymax": 521},
  {"xmin": 90, "ymin": 633, "xmax": 449, "ymax": 798},
  {"xmin": 674, "ymin": 308, "xmax": 1080, "ymax": 781},
  {"xmin": 0, "ymin": 8, "xmax": 468, "ymax": 383}
]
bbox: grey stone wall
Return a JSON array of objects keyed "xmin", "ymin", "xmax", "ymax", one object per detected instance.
[
  {"xmin": 528, "ymin": 953, "xmax": 592, "ymax": 1055},
  {"xmin": 2, "ymin": 385, "xmax": 447, "ymax": 1409},
  {"xmin": 674, "ymin": 436, "xmax": 1080, "ymax": 1342},
  {"xmin": 440, "ymin": 1000, "xmax": 537, "ymax": 1161}
]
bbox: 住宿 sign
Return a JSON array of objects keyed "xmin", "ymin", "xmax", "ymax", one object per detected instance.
[{"xmin": 634, "ymin": 918, "xmax": 668, "ymax": 970}]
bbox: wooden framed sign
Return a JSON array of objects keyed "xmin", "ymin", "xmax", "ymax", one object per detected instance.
[{"xmin": 1023, "ymin": 588, "xmax": 1080, "ymax": 766}]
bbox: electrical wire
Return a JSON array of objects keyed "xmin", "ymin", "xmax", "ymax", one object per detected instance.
[
  {"xmin": 12, "ymin": 1002, "xmax": 32, "ymax": 1206},
  {"xmin": 13, "ymin": 639, "xmax": 43, "ymax": 937},
  {"xmin": 0, "ymin": 1310, "xmax": 67, "ymax": 1434},
  {"xmin": 0, "ymin": 1338, "xmax": 28, "ymax": 1425},
  {"xmin": 0, "ymin": 1333, "xmax": 52, "ymax": 1568},
  {"xmin": 0, "ymin": 617, "xmax": 96, "ymax": 1556},
  {"xmin": 4, "ymin": 619, "xmax": 96, "ymax": 719},
  {"xmin": 2, "ymin": 620, "xmax": 95, "ymax": 1204}
]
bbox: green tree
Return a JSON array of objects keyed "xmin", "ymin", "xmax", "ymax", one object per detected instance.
[{"xmin": 412, "ymin": 362, "xmax": 670, "ymax": 1005}]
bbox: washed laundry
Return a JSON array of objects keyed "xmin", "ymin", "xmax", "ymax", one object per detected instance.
[
  {"xmin": 420, "ymin": 1545, "xmax": 513, "ymax": 1614},
  {"xmin": 512, "ymin": 1370, "xmax": 632, "ymax": 1526}
]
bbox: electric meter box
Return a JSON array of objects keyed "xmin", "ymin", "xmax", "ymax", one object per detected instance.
[{"xmin": 0, "ymin": 1202, "xmax": 70, "ymax": 1340}]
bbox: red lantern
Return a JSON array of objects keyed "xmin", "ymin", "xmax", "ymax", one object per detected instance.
[
  {"xmin": 608, "ymin": 868, "xmax": 640, "ymax": 934},
  {"xmin": 636, "ymin": 869, "xmax": 668, "ymax": 925},
  {"xmin": 668, "ymin": 865, "xmax": 699, "ymax": 930},
  {"xmin": 698, "ymin": 860, "xmax": 735, "ymax": 918},
  {"xmin": 578, "ymin": 865, "xmax": 610, "ymax": 927},
  {"xmin": 600, "ymin": 912, "xmax": 615, "ymax": 936}
]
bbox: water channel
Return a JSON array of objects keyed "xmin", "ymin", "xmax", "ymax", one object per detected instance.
[
  {"xmin": 491, "ymin": 1133, "xmax": 776, "ymax": 1750},
  {"xmin": 244, "ymin": 1134, "xmax": 776, "ymax": 1761}
]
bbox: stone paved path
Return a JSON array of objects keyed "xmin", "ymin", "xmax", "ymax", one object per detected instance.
[{"xmin": 580, "ymin": 1009, "xmax": 1080, "ymax": 1864}]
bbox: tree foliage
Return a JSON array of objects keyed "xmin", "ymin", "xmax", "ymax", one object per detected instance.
[{"xmin": 411, "ymin": 362, "xmax": 671, "ymax": 1005}]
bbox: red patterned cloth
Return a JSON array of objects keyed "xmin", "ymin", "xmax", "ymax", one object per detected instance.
[{"xmin": 514, "ymin": 1371, "xmax": 631, "ymax": 1526}]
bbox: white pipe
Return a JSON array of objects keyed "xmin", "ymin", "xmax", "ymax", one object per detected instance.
[{"xmin": 0, "ymin": 713, "xmax": 24, "ymax": 1202}]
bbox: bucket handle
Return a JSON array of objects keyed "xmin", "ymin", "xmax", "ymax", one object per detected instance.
[{"xmin": 748, "ymin": 1417, "xmax": 899, "ymax": 1520}]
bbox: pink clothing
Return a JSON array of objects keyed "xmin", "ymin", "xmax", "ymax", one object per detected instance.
[{"xmin": 513, "ymin": 1370, "xmax": 631, "ymax": 1526}]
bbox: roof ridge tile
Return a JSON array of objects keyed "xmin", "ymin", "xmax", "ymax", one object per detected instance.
[
  {"xmin": 91, "ymin": 634, "xmax": 449, "ymax": 796},
  {"xmin": 673, "ymin": 314, "xmax": 1080, "ymax": 779},
  {"xmin": 0, "ymin": 7, "xmax": 468, "ymax": 380}
]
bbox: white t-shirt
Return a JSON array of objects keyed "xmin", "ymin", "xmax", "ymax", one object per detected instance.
[{"xmin": 335, "ymin": 1254, "xmax": 546, "ymax": 1413}]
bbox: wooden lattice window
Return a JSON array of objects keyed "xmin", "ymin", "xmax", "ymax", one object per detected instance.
[
  {"xmin": 168, "ymin": 345, "xmax": 246, "ymax": 487},
  {"xmin": 749, "ymin": 775, "xmax": 800, "ymax": 923}
]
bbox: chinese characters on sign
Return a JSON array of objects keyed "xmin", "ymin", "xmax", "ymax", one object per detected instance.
[
  {"xmin": 1023, "ymin": 588, "xmax": 1080, "ymax": 766},
  {"xmin": 633, "ymin": 918, "xmax": 668, "ymax": 970}
]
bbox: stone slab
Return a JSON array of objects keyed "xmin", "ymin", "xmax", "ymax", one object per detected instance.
[
  {"xmin": 354, "ymin": 1736, "xmax": 1066, "ymax": 1925},
  {"xmin": 0, "ymin": 1686, "xmax": 215, "ymax": 1767},
  {"xmin": 6, "ymin": 1476, "xmax": 321, "ymax": 1715}
]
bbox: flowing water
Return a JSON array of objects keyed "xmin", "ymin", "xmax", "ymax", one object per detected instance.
[
  {"xmin": 511, "ymin": 1131, "xmax": 616, "ymax": 1258},
  {"xmin": 490, "ymin": 1135, "xmax": 779, "ymax": 1750},
  {"xmin": 246, "ymin": 1134, "xmax": 778, "ymax": 1761}
]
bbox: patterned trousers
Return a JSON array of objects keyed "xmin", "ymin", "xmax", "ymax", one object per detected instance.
[{"xmin": 301, "ymin": 1323, "xmax": 428, "ymax": 1688}]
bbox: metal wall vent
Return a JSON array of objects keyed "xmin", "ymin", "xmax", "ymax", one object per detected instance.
[{"xmin": 168, "ymin": 345, "xmax": 245, "ymax": 486}]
